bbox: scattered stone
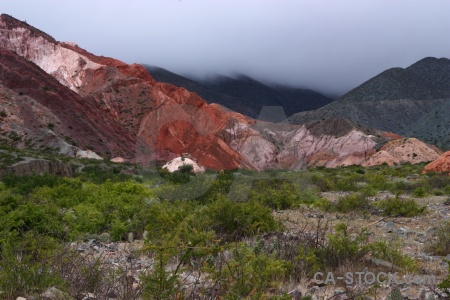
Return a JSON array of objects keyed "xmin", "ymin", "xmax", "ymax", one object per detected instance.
[
  {"xmin": 288, "ymin": 289, "xmax": 302, "ymax": 299},
  {"xmin": 396, "ymin": 227, "xmax": 408, "ymax": 236},
  {"xmin": 385, "ymin": 221, "xmax": 395, "ymax": 233},
  {"xmin": 98, "ymin": 232, "xmax": 111, "ymax": 243},
  {"xmin": 370, "ymin": 258, "xmax": 402, "ymax": 271},
  {"xmin": 307, "ymin": 286, "xmax": 320, "ymax": 295},
  {"xmin": 439, "ymin": 260, "xmax": 448, "ymax": 267},
  {"xmin": 81, "ymin": 293, "xmax": 96, "ymax": 300},
  {"xmin": 415, "ymin": 232, "xmax": 427, "ymax": 243},
  {"xmin": 128, "ymin": 232, "xmax": 134, "ymax": 243},
  {"xmin": 40, "ymin": 287, "xmax": 73, "ymax": 299},
  {"xmin": 106, "ymin": 291, "xmax": 118, "ymax": 299},
  {"xmin": 426, "ymin": 293, "xmax": 436, "ymax": 300},
  {"xmin": 16, "ymin": 297, "xmax": 27, "ymax": 300}
]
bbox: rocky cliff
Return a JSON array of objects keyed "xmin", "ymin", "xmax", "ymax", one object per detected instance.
[
  {"xmin": 0, "ymin": 14, "xmax": 441, "ymax": 170},
  {"xmin": 423, "ymin": 151, "xmax": 450, "ymax": 175},
  {"xmin": 0, "ymin": 158, "xmax": 74, "ymax": 177}
]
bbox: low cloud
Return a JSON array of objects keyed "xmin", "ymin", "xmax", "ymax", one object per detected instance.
[{"xmin": 3, "ymin": 0, "xmax": 450, "ymax": 95}]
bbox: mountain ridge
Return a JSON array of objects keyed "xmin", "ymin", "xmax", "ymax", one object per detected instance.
[
  {"xmin": 146, "ymin": 65, "xmax": 334, "ymax": 120},
  {"xmin": 290, "ymin": 56, "xmax": 450, "ymax": 150},
  {"xmin": 0, "ymin": 14, "xmax": 442, "ymax": 170}
]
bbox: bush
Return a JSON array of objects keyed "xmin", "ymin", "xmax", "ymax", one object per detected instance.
[
  {"xmin": 311, "ymin": 174, "xmax": 334, "ymax": 191},
  {"xmin": 314, "ymin": 198, "xmax": 334, "ymax": 212},
  {"xmin": 2, "ymin": 174, "xmax": 71, "ymax": 195},
  {"xmin": 439, "ymin": 260, "xmax": 450, "ymax": 289},
  {"xmin": 249, "ymin": 179, "xmax": 301, "ymax": 210},
  {"xmin": 376, "ymin": 197, "xmax": 426, "ymax": 217},
  {"xmin": 0, "ymin": 232, "xmax": 64, "ymax": 298},
  {"xmin": 425, "ymin": 221, "xmax": 450, "ymax": 255},
  {"xmin": 336, "ymin": 193, "xmax": 370, "ymax": 213},
  {"xmin": 367, "ymin": 174, "xmax": 387, "ymax": 190},
  {"xmin": 369, "ymin": 240, "xmax": 418, "ymax": 272},
  {"xmin": 204, "ymin": 196, "xmax": 282, "ymax": 241},
  {"xmin": 296, "ymin": 223, "xmax": 371, "ymax": 274},
  {"xmin": 208, "ymin": 243, "xmax": 289, "ymax": 298},
  {"xmin": 413, "ymin": 187, "xmax": 426, "ymax": 198}
]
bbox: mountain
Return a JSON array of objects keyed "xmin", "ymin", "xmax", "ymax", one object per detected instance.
[
  {"xmin": 0, "ymin": 14, "xmax": 245, "ymax": 169},
  {"xmin": 144, "ymin": 65, "xmax": 254, "ymax": 117},
  {"xmin": 0, "ymin": 47, "xmax": 134, "ymax": 158},
  {"xmin": 289, "ymin": 57, "xmax": 450, "ymax": 150},
  {"xmin": 145, "ymin": 66, "xmax": 334, "ymax": 120},
  {"xmin": 0, "ymin": 14, "xmax": 441, "ymax": 170},
  {"xmin": 408, "ymin": 99, "xmax": 450, "ymax": 150}
]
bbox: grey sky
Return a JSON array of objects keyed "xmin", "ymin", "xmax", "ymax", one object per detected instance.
[{"xmin": 2, "ymin": 0, "xmax": 450, "ymax": 95}]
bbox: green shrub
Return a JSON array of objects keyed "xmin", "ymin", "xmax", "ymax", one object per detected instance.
[
  {"xmin": 249, "ymin": 179, "xmax": 300, "ymax": 210},
  {"xmin": 314, "ymin": 198, "xmax": 334, "ymax": 212},
  {"xmin": 335, "ymin": 177, "xmax": 358, "ymax": 191},
  {"xmin": 311, "ymin": 174, "xmax": 334, "ymax": 191},
  {"xmin": 367, "ymin": 174, "xmax": 387, "ymax": 190},
  {"xmin": 413, "ymin": 187, "xmax": 426, "ymax": 198},
  {"xmin": 296, "ymin": 223, "xmax": 371, "ymax": 274},
  {"xmin": 376, "ymin": 197, "xmax": 426, "ymax": 217},
  {"xmin": 204, "ymin": 196, "xmax": 281, "ymax": 241},
  {"xmin": 178, "ymin": 164, "xmax": 194, "ymax": 174},
  {"xmin": 207, "ymin": 243, "xmax": 289, "ymax": 299},
  {"xmin": 433, "ymin": 189, "xmax": 445, "ymax": 196},
  {"xmin": 336, "ymin": 193, "xmax": 370, "ymax": 213},
  {"xmin": 427, "ymin": 175, "xmax": 450, "ymax": 190},
  {"xmin": 438, "ymin": 260, "xmax": 450, "ymax": 289},
  {"xmin": 0, "ymin": 232, "xmax": 64, "ymax": 298},
  {"xmin": 425, "ymin": 221, "xmax": 450, "ymax": 255},
  {"xmin": 369, "ymin": 240, "xmax": 418, "ymax": 272},
  {"xmin": 2, "ymin": 174, "xmax": 70, "ymax": 195}
]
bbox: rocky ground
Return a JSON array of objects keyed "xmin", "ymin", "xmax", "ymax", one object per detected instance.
[
  {"xmin": 274, "ymin": 191, "xmax": 450, "ymax": 300},
  {"xmin": 11, "ymin": 191, "xmax": 449, "ymax": 300}
]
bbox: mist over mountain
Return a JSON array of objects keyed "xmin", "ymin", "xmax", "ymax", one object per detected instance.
[
  {"xmin": 1, "ymin": 13, "xmax": 442, "ymax": 171},
  {"xmin": 3, "ymin": 1, "xmax": 450, "ymax": 97},
  {"xmin": 290, "ymin": 57, "xmax": 450, "ymax": 150},
  {"xmin": 146, "ymin": 66, "xmax": 334, "ymax": 120}
]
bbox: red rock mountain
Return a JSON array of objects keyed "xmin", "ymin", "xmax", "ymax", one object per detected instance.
[
  {"xmin": 423, "ymin": 151, "xmax": 450, "ymax": 175},
  {"xmin": 0, "ymin": 14, "xmax": 442, "ymax": 170}
]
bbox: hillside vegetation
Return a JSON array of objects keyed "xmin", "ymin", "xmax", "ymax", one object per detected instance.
[{"xmin": 0, "ymin": 147, "xmax": 450, "ymax": 299}]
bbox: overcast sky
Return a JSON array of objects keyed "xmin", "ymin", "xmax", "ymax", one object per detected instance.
[{"xmin": 3, "ymin": 0, "xmax": 450, "ymax": 96}]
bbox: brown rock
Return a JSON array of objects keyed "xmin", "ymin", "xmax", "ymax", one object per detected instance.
[
  {"xmin": 363, "ymin": 138, "xmax": 442, "ymax": 167},
  {"xmin": 0, "ymin": 159, "xmax": 74, "ymax": 177},
  {"xmin": 423, "ymin": 151, "xmax": 450, "ymax": 175}
]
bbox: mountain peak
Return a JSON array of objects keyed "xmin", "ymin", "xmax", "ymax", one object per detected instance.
[
  {"xmin": 0, "ymin": 14, "xmax": 57, "ymax": 44},
  {"xmin": 410, "ymin": 56, "xmax": 450, "ymax": 66},
  {"xmin": 337, "ymin": 56, "xmax": 450, "ymax": 102}
]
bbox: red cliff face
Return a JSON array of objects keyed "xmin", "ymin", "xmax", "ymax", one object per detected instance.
[
  {"xmin": 423, "ymin": 151, "xmax": 450, "ymax": 175},
  {"xmin": 0, "ymin": 48, "xmax": 135, "ymax": 157},
  {"xmin": 0, "ymin": 14, "xmax": 250, "ymax": 169},
  {"xmin": 0, "ymin": 14, "xmax": 443, "ymax": 170}
]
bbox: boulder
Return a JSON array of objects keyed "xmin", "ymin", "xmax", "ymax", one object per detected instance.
[{"xmin": 162, "ymin": 157, "xmax": 206, "ymax": 174}]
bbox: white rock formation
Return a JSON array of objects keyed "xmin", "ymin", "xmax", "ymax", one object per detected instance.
[
  {"xmin": 0, "ymin": 18, "xmax": 102, "ymax": 92},
  {"xmin": 163, "ymin": 157, "xmax": 205, "ymax": 173},
  {"xmin": 76, "ymin": 149, "xmax": 103, "ymax": 160}
]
